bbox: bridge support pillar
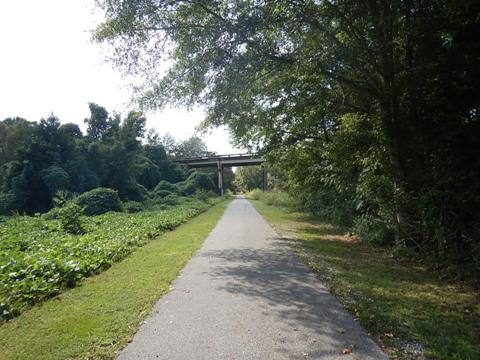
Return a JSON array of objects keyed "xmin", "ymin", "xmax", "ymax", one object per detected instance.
[
  {"xmin": 217, "ymin": 161, "xmax": 224, "ymax": 196},
  {"xmin": 262, "ymin": 164, "xmax": 267, "ymax": 191}
]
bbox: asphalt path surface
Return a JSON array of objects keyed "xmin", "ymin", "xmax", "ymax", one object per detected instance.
[{"xmin": 118, "ymin": 197, "xmax": 387, "ymax": 360}]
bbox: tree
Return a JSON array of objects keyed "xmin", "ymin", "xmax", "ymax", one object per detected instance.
[
  {"xmin": 40, "ymin": 165, "xmax": 70, "ymax": 196},
  {"xmin": 160, "ymin": 132, "xmax": 177, "ymax": 157},
  {"xmin": 58, "ymin": 123, "xmax": 83, "ymax": 139},
  {"xmin": 0, "ymin": 117, "xmax": 33, "ymax": 167},
  {"xmin": 173, "ymin": 136, "xmax": 209, "ymax": 159},
  {"xmin": 0, "ymin": 104, "xmax": 206, "ymax": 213},
  {"xmin": 85, "ymin": 103, "xmax": 117, "ymax": 140},
  {"xmin": 94, "ymin": 0, "xmax": 480, "ymax": 276},
  {"xmin": 234, "ymin": 166, "xmax": 264, "ymax": 192}
]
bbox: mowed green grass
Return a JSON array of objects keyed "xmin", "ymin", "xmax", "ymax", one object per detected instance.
[
  {"xmin": 251, "ymin": 200, "xmax": 480, "ymax": 360},
  {"xmin": 0, "ymin": 200, "xmax": 230, "ymax": 360}
]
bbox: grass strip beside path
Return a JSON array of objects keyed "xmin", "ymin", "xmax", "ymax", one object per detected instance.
[
  {"xmin": 250, "ymin": 199, "xmax": 480, "ymax": 360},
  {"xmin": 0, "ymin": 200, "xmax": 230, "ymax": 360}
]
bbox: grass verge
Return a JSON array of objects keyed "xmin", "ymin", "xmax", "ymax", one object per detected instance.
[
  {"xmin": 250, "ymin": 199, "xmax": 480, "ymax": 360},
  {"xmin": 0, "ymin": 199, "xmax": 230, "ymax": 360}
]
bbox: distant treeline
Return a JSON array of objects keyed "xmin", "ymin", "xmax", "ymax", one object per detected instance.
[{"xmin": 0, "ymin": 103, "xmax": 232, "ymax": 215}]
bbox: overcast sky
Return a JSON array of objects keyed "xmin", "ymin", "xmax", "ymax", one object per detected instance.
[{"xmin": 0, "ymin": 0, "xmax": 241, "ymax": 154}]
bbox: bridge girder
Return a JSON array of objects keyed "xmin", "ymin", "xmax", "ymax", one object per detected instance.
[
  {"xmin": 174, "ymin": 153, "xmax": 267, "ymax": 196},
  {"xmin": 174, "ymin": 153, "xmax": 266, "ymax": 168}
]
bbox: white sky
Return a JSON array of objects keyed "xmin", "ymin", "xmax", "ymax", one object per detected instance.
[{"xmin": 0, "ymin": 0, "xmax": 241, "ymax": 154}]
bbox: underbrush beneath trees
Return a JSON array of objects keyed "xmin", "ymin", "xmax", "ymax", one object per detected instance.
[
  {"xmin": 251, "ymin": 199, "xmax": 480, "ymax": 360},
  {"xmin": 247, "ymin": 189, "xmax": 479, "ymax": 284},
  {"xmin": 0, "ymin": 197, "xmax": 219, "ymax": 320},
  {"xmin": 246, "ymin": 189, "xmax": 299, "ymax": 209}
]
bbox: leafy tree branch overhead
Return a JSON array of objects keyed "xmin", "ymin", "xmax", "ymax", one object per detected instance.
[{"xmin": 94, "ymin": 1, "xmax": 480, "ymax": 278}]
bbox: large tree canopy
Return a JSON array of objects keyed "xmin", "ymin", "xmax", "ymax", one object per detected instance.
[{"xmin": 94, "ymin": 0, "xmax": 480, "ymax": 276}]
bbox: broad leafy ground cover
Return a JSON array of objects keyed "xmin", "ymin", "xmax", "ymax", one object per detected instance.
[
  {"xmin": 0, "ymin": 199, "xmax": 230, "ymax": 359},
  {"xmin": 0, "ymin": 198, "xmax": 217, "ymax": 319},
  {"xmin": 251, "ymin": 199, "xmax": 480, "ymax": 360}
]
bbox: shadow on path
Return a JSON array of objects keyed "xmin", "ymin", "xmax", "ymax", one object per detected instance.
[{"xmin": 200, "ymin": 236, "xmax": 384, "ymax": 359}]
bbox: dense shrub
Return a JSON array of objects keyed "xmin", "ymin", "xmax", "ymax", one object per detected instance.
[
  {"xmin": 262, "ymin": 191, "xmax": 298, "ymax": 208},
  {"xmin": 123, "ymin": 201, "xmax": 143, "ymax": 213},
  {"xmin": 52, "ymin": 190, "xmax": 74, "ymax": 208},
  {"xmin": 175, "ymin": 180, "xmax": 196, "ymax": 195},
  {"xmin": 247, "ymin": 188, "xmax": 262, "ymax": 200},
  {"xmin": 353, "ymin": 213, "xmax": 394, "ymax": 246},
  {"xmin": 39, "ymin": 166, "xmax": 70, "ymax": 195},
  {"xmin": 58, "ymin": 202, "xmax": 84, "ymax": 234},
  {"xmin": 154, "ymin": 180, "xmax": 177, "ymax": 193},
  {"xmin": 153, "ymin": 189, "xmax": 172, "ymax": 198},
  {"xmin": 74, "ymin": 187, "xmax": 123, "ymax": 216},
  {"xmin": 161, "ymin": 194, "xmax": 183, "ymax": 206},
  {"xmin": 186, "ymin": 172, "xmax": 216, "ymax": 192},
  {"xmin": 123, "ymin": 181, "xmax": 149, "ymax": 202},
  {"xmin": 43, "ymin": 206, "xmax": 63, "ymax": 220},
  {"xmin": 194, "ymin": 189, "xmax": 209, "ymax": 202},
  {"xmin": 247, "ymin": 189, "xmax": 298, "ymax": 209},
  {"xmin": 174, "ymin": 172, "xmax": 216, "ymax": 196},
  {"xmin": 301, "ymin": 189, "xmax": 355, "ymax": 227}
]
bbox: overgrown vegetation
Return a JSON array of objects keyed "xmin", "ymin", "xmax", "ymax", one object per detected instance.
[
  {"xmin": 94, "ymin": 0, "xmax": 480, "ymax": 279},
  {"xmin": 0, "ymin": 196, "xmax": 218, "ymax": 320},
  {"xmin": 74, "ymin": 187, "xmax": 123, "ymax": 215},
  {"xmin": 252, "ymin": 199, "xmax": 480, "ymax": 360},
  {"xmin": 246, "ymin": 189, "xmax": 299, "ymax": 209},
  {"xmin": 0, "ymin": 107, "xmax": 235, "ymax": 216},
  {"xmin": 0, "ymin": 200, "xmax": 230, "ymax": 360}
]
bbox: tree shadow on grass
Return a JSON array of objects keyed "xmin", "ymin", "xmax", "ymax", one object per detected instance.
[{"xmin": 277, "ymin": 219, "xmax": 480, "ymax": 359}]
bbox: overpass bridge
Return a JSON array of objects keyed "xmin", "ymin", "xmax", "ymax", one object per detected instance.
[{"xmin": 174, "ymin": 153, "xmax": 266, "ymax": 196}]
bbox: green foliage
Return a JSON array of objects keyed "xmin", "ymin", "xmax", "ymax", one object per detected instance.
[
  {"xmin": 0, "ymin": 200, "xmax": 229, "ymax": 360},
  {"xmin": 84, "ymin": 103, "xmax": 115, "ymax": 140},
  {"xmin": 246, "ymin": 190, "xmax": 298, "ymax": 209},
  {"xmin": 173, "ymin": 136, "xmax": 209, "ymax": 158},
  {"xmin": 0, "ymin": 198, "xmax": 213, "ymax": 320},
  {"xmin": 0, "ymin": 105, "xmax": 185, "ymax": 214},
  {"xmin": 74, "ymin": 187, "xmax": 123, "ymax": 216},
  {"xmin": 123, "ymin": 181, "xmax": 148, "ymax": 202},
  {"xmin": 123, "ymin": 201, "xmax": 143, "ymax": 213},
  {"xmin": 194, "ymin": 189, "xmax": 209, "ymax": 202},
  {"xmin": 301, "ymin": 189, "xmax": 355, "ymax": 227},
  {"xmin": 0, "ymin": 192, "xmax": 17, "ymax": 216},
  {"xmin": 154, "ymin": 171, "xmax": 217, "ymax": 197},
  {"xmin": 43, "ymin": 206, "xmax": 63, "ymax": 220},
  {"xmin": 94, "ymin": 0, "xmax": 480, "ymax": 278},
  {"xmin": 153, "ymin": 189, "xmax": 172, "ymax": 198},
  {"xmin": 234, "ymin": 166, "xmax": 264, "ymax": 192},
  {"xmin": 182, "ymin": 171, "xmax": 216, "ymax": 194},
  {"xmin": 175, "ymin": 181, "xmax": 195, "ymax": 196},
  {"xmin": 154, "ymin": 180, "xmax": 177, "ymax": 193},
  {"xmin": 254, "ymin": 200, "xmax": 480, "ymax": 360},
  {"xmin": 0, "ymin": 117, "xmax": 33, "ymax": 167},
  {"xmin": 353, "ymin": 214, "xmax": 394, "ymax": 246},
  {"xmin": 58, "ymin": 202, "xmax": 85, "ymax": 234},
  {"xmin": 246, "ymin": 189, "xmax": 263, "ymax": 200},
  {"xmin": 40, "ymin": 166, "xmax": 70, "ymax": 195},
  {"xmin": 52, "ymin": 190, "xmax": 73, "ymax": 208},
  {"xmin": 156, "ymin": 194, "xmax": 184, "ymax": 206}
]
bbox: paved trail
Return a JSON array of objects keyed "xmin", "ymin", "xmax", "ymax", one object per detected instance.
[{"xmin": 118, "ymin": 198, "xmax": 387, "ymax": 360}]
